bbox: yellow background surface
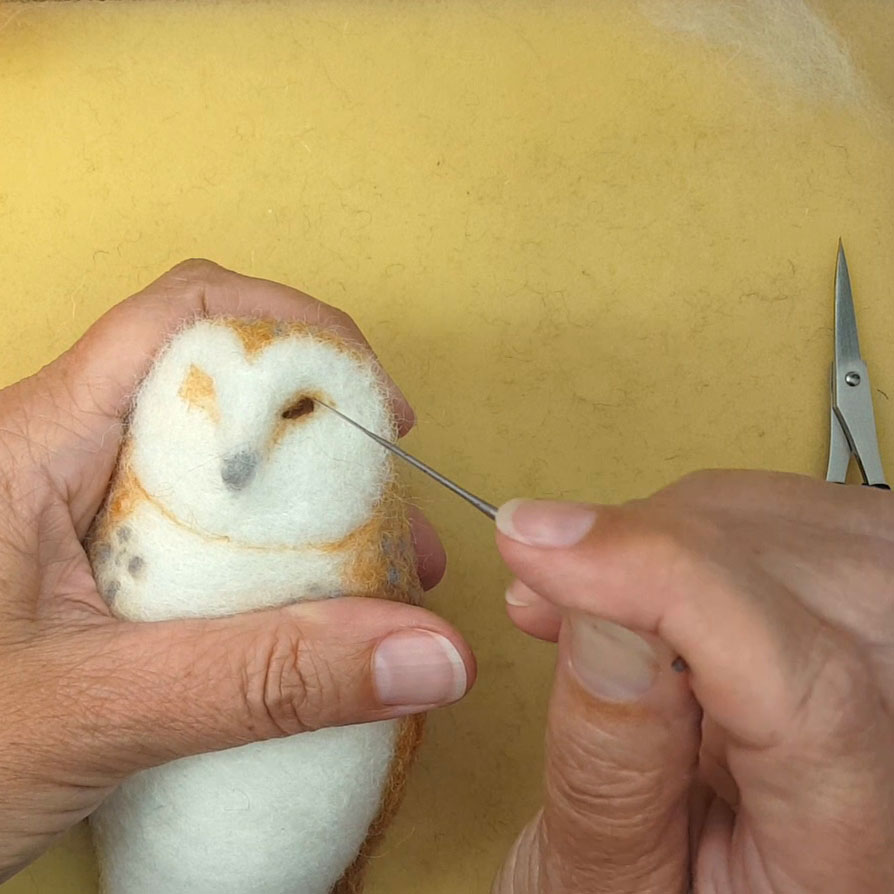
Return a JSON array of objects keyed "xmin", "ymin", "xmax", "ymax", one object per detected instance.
[{"xmin": 1, "ymin": 2, "xmax": 892, "ymax": 891}]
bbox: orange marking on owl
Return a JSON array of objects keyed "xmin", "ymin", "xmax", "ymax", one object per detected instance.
[
  {"xmin": 178, "ymin": 364, "xmax": 219, "ymax": 422},
  {"xmin": 338, "ymin": 481, "xmax": 421, "ymax": 602},
  {"xmin": 214, "ymin": 318, "xmax": 364, "ymax": 363},
  {"xmin": 227, "ymin": 319, "xmax": 280, "ymax": 356},
  {"xmin": 332, "ymin": 479, "xmax": 424, "ymax": 894},
  {"xmin": 104, "ymin": 447, "xmax": 143, "ymax": 526}
]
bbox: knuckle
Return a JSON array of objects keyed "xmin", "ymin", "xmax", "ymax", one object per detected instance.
[
  {"xmin": 549, "ymin": 755, "xmax": 671, "ymax": 824},
  {"xmin": 793, "ymin": 632, "xmax": 876, "ymax": 738},
  {"xmin": 243, "ymin": 625, "xmax": 335, "ymax": 737},
  {"xmin": 658, "ymin": 468, "xmax": 733, "ymax": 503},
  {"xmin": 678, "ymin": 468, "xmax": 728, "ymax": 487},
  {"xmin": 600, "ymin": 507, "xmax": 724, "ymax": 609},
  {"xmin": 541, "ymin": 754, "xmax": 686, "ymax": 887},
  {"xmin": 609, "ymin": 504, "xmax": 713, "ymax": 563},
  {"xmin": 167, "ymin": 258, "xmax": 224, "ymax": 281},
  {"xmin": 322, "ymin": 304, "xmax": 359, "ymax": 336},
  {"xmin": 661, "ymin": 468, "xmax": 800, "ymax": 510}
]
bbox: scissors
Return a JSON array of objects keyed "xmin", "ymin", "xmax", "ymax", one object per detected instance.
[
  {"xmin": 826, "ymin": 240, "xmax": 889, "ymax": 489},
  {"xmin": 320, "ymin": 239, "xmax": 888, "ymax": 511}
]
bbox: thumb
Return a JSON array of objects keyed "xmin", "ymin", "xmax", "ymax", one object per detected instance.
[
  {"xmin": 67, "ymin": 597, "xmax": 474, "ymax": 773},
  {"xmin": 495, "ymin": 614, "xmax": 699, "ymax": 894}
]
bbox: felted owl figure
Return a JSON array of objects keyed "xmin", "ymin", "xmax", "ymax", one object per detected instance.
[{"xmin": 87, "ymin": 318, "xmax": 423, "ymax": 894}]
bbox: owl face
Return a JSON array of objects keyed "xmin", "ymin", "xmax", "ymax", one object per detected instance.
[{"xmin": 128, "ymin": 319, "xmax": 395, "ymax": 546}]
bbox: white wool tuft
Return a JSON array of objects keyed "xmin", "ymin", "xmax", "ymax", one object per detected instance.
[
  {"xmin": 90, "ymin": 319, "xmax": 402, "ymax": 893},
  {"xmin": 639, "ymin": 0, "xmax": 871, "ymax": 107}
]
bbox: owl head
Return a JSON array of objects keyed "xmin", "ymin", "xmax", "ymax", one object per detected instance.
[{"xmin": 127, "ymin": 318, "xmax": 395, "ymax": 546}]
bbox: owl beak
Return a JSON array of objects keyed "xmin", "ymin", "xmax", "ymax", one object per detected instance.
[{"xmin": 221, "ymin": 450, "xmax": 259, "ymax": 492}]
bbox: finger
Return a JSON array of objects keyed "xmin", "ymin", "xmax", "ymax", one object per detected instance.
[
  {"xmin": 21, "ymin": 260, "xmax": 413, "ymax": 525},
  {"xmin": 494, "ymin": 498, "xmax": 824, "ymax": 748},
  {"xmin": 663, "ymin": 471, "xmax": 894, "ymax": 645},
  {"xmin": 47, "ymin": 597, "xmax": 474, "ymax": 773},
  {"xmin": 408, "ymin": 505, "xmax": 446, "ymax": 591},
  {"xmin": 659, "ymin": 469, "xmax": 894, "ymax": 539},
  {"xmin": 66, "ymin": 259, "xmax": 415, "ymax": 431},
  {"xmin": 692, "ymin": 791, "xmax": 736, "ymax": 890},
  {"xmin": 505, "ymin": 580, "xmax": 562, "ymax": 642},
  {"xmin": 494, "ymin": 616, "xmax": 699, "ymax": 894}
]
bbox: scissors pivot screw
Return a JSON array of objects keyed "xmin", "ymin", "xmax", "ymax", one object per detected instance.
[{"xmin": 845, "ymin": 371, "xmax": 862, "ymax": 386}]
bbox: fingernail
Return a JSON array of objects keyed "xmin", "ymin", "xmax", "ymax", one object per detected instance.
[
  {"xmin": 569, "ymin": 616, "xmax": 658, "ymax": 702},
  {"xmin": 496, "ymin": 499, "xmax": 597, "ymax": 548},
  {"xmin": 505, "ymin": 580, "xmax": 536, "ymax": 607},
  {"xmin": 374, "ymin": 630, "xmax": 468, "ymax": 707}
]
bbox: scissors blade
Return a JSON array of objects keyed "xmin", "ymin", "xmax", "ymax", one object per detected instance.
[
  {"xmin": 316, "ymin": 401, "xmax": 498, "ymax": 519},
  {"xmin": 826, "ymin": 376, "xmax": 851, "ymax": 484},
  {"xmin": 829, "ymin": 241, "xmax": 889, "ymax": 488},
  {"xmin": 834, "ymin": 239, "xmax": 862, "ymax": 369}
]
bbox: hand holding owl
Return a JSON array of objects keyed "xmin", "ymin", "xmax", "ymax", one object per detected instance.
[
  {"xmin": 0, "ymin": 260, "xmax": 473, "ymax": 886},
  {"xmin": 1, "ymin": 262, "xmax": 893, "ymax": 894}
]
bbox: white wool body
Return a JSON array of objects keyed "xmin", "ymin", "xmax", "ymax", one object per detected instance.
[
  {"xmin": 90, "ymin": 320, "xmax": 403, "ymax": 894},
  {"xmin": 93, "ymin": 725, "xmax": 397, "ymax": 894}
]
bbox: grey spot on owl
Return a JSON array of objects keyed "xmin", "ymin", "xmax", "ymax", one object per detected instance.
[
  {"xmin": 221, "ymin": 450, "xmax": 259, "ymax": 491},
  {"xmin": 117, "ymin": 526, "xmax": 132, "ymax": 543},
  {"xmin": 103, "ymin": 579, "xmax": 121, "ymax": 604},
  {"xmin": 93, "ymin": 542, "xmax": 112, "ymax": 563},
  {"xmin": 387, "ymin": 566, "xmax": 400, "ymax": 586},
  {"xmin": 128, "ymin": 556, "xmax": 145, "ymax": 577},
  {"xmin": 273, "ymin": 323, "xmax": 287, "ymax": 337}
]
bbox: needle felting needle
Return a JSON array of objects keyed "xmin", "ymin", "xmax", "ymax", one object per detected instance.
[
  {"xmin": 316, "ymin": 401, "xmax": 498, "ymax": 520},
  {"xmin": 319, "ymin": 402, "xmax": 688, "ymax": 671}
]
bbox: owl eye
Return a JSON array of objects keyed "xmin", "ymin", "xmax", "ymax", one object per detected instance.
[{"xmin": 281, "ymin": 396, "xmax": 315, "ymax": 420}]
